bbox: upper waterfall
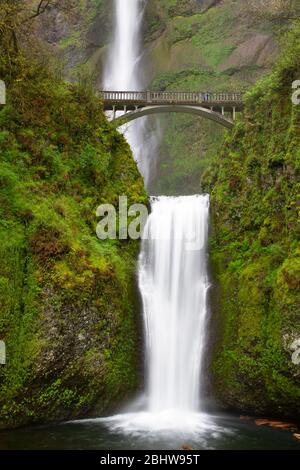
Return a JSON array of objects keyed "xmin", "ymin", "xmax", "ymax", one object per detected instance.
[
  {"xmin": 104, "ymin": 0, "xmax": 154, "ymax": 186},
  {"xmin": 104, "ymin": 0, "xmax": 142, "ymax": 91}
]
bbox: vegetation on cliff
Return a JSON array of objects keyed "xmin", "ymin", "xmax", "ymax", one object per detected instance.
[
  {"xmin": 0, "ymin": 3, "xmax": 147, "ymax": 429},
  {"xmin": 1, "ymin": 0, "xmax": 299, "ymax": 430},
  {"xmin": 143, "ymin": 0, "xmax": 283, "ymax": 194},
  {"xmin": 204, "ymin": 23, "xmax": 300, "ymax": 418}
]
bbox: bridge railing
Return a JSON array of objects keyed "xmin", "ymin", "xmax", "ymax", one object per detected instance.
[
  {"xmin": 101, "ymin": 91, "xmax": 147, "ymax": 101},
  {"xmin": 100, "ymin": 91, "xmax": 243, "ymax": 104}
]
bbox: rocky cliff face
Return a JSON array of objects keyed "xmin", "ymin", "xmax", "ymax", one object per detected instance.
[
  {"xmin": 141, "ymin": 0, "xmax": 280, "ymax": 193},
  {"xmin": 39, "ymin": 0, "xmax": 281, "ymax": 82}
]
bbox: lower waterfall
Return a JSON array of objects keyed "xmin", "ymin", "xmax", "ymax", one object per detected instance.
[{"xmin": 139, "ymin": 195, "xmax": 210, "ymax": 413}]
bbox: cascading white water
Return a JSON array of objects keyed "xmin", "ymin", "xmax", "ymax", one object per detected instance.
[
  {"xmin": 90, "ymin": 194, "xmax": 214, "ymax": 435},
  {"xmin": 104, "ymin": 0, "xmax": 153, "ymax": 185},
  {"xmin": 139, "ymin": 195, "xmax": 210, "ymax": 413}
]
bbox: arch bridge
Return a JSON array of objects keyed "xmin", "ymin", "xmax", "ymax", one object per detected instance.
[{"xmin": 100, "ymin": 90, "xmax": 244, "ymax": 129}]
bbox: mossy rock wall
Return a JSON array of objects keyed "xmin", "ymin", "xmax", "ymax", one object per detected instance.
[
  {"xmin": 0, "ymin": 54, "xmax": 147, "ymax": 429},
  {"xmin": 204, "ymin": 25, "xmax": 300, "ymax": 418}
]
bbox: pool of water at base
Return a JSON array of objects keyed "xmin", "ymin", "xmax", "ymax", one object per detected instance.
[{"xmin": 0, "ymin": 411, "xmax": 299, "ymax": 450}]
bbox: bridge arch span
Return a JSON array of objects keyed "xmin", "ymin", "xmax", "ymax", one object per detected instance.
[{"xmin": 112, "ymin": 105, "xmax": 234, "ymax": 129}]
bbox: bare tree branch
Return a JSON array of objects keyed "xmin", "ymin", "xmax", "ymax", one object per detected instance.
[
  {"xmin": 28, "ymin": 1, "xmax": 51, "ymax": 21},
  {"xmin": 0, "ymin": 0, "xmax": 75, "ymax": 54}
]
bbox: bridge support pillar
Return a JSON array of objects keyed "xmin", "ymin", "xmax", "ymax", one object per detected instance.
[
  {"xmin": 232, "ymin": 106, "xmax": 236, "ymax": 121},
  {"xmin": 221, "ymin": 106, "xmax": 225, "ymax": 116},
  {"xmin": 112, "ymin": 105, "xmax": 116, "ymax": 120}
]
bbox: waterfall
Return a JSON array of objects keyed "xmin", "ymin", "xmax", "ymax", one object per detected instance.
[
  {"xmin": 139, "ymin": 195, "xmax": 210, "ymax": 413},
  {"xmin": 104, "ymin": 0, "xmax": 153, "ymax": 186},
  {"xmin": 95, "ymin": 194, "xmax": 213, "ymax": 434},
  {"xmin": 97, "ymin": 1, "xmax": 214, "ymax": 435}
]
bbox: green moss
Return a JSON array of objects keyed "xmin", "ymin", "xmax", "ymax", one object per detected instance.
[
  {"xmin": 204, "ymin": 24, "xmax": 300, "ymax": 418},
  {"xmin": 59, "ymin": 32, "xmax": 81, "ymax": 50},
  {"xmin": 0, "ymin": 34, "xmax": 147, "ymax": 428}
]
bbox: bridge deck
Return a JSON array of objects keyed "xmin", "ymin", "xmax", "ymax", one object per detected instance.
[{"xmin": 100, "ymin": 90, "xmax": 243, "ymax": 112}]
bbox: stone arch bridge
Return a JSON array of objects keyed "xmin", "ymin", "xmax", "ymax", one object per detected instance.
[{"xmin": 100, "ymin": 90, "xmax": 244, "ymax": 129}]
